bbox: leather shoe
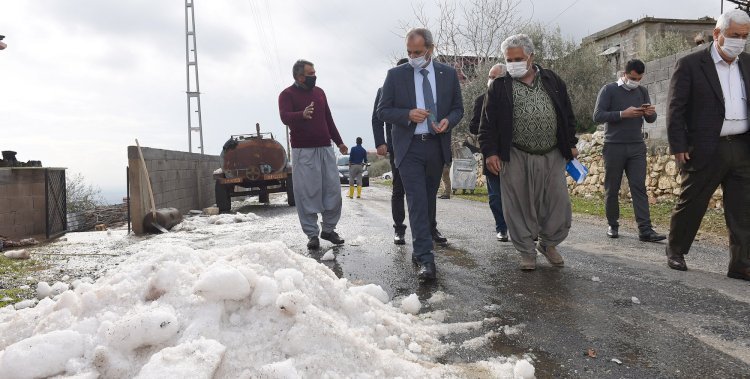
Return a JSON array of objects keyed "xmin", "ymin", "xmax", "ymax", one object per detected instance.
[
  {"xmin": 497, "ymin": 231, "xmax": 509, "ymax": 242},
  {"xmin": 727, "ymin": 267, "xmax": 750, "ymax": 281},
  {"xmin": 307, "ymin": 236, "xmax": 320, "ymax": 250},
  {"xmin": 667, "ymin": 254, "xmax": 688, "ymax": 271},
  {"xmin": 432, "ymin": 230, "xmax": 448, "ymax": 244},
  {"xmin": 607, "ymin": 226, "xmax": 618, "ymax": 238},
  {"xmin": 418, "ymin": 262, "xmax": 437, "ymax": 280},
  {"xmin": 320, "ymin": 231, "xmax": 344, "ymax": 245},
  {"xmin": 394, "ymin": 234, "xmax": 406, "ymax": 245},
  {"xmin": 640, "ymin": 230, "xmax": 666, "ymax": 242}
]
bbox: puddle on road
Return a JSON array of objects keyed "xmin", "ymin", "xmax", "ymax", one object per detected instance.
[{"xmin": 437, "ymin": 245, "xmax": 478, "ymax": 269}]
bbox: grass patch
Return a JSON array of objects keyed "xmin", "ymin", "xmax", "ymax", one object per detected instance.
[
  {"xmin": 0, "ymin": 288, "xmax": 28, "ymax": 308},
  {"xmin": 570, "ymin": 195, "xmax": 727, "ymax": 237},
  {"xmin": 452, "ymin": 189, "xmax": 727, "ymax": 238},
  {"xmin": 454, "ymin": 186, "xmax": 489, "ymax": 202},
  {"xmin": 0, "ymin": 254, "xmax": 42, "ymax": 307},
  {"xmin": 0, "ymin": 255, "xmax": 39, "ymax": 279}
]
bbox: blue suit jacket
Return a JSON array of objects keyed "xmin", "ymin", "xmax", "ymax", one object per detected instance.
[{"xmin": 376, "ymin": 61, "xmax": 464, "ymax": 167}]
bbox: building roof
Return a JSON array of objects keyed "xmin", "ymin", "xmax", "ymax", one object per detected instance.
[{"xmin": 582, "ymin": 16, "xmax": 716, "ymax": 44}]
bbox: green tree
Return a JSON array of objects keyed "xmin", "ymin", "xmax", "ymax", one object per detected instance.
[
  {"xmin": 523, "ymin": 23, "xmax": 614, "ymax": 133},
  {"xmin": 66, "ymin": 172, "xmax": 106, "ymax": 213},
  {"xmin": 642, "ymin": 31, "xmax": 692, "ymax": 62}
]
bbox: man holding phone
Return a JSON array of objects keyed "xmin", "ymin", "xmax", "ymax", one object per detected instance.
[{"xmin": 594, "ymin": 59, "xmax": 666, "ymax": 242}]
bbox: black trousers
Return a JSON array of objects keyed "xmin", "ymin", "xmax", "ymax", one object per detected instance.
[
  {"xmin": 388, "ymin": 148, "xmax": 406, "ymax": 234},
  {"xmin": 667, "ymin": 138, "xmax": 750, "ymax": 270},
  {"xmin": 603, "ymin": 142, "xmax": 653, "ymax": 233}
]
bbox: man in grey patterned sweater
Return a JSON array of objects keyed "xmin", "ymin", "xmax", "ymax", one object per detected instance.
[{"xmin": 479, "ymin": 34, "xmax": 578, "ymax": 271}]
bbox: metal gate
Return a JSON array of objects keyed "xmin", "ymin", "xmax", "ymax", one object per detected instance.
[{"xmin": 45, "ymin": 169, "xmax": 67, "ymax": 239}]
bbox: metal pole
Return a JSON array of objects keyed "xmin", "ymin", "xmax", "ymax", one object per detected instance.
[
  {"xmin": 191, "ymin": 1, "xmax": 205, "ymax": 155},
  {"xmin": 185, "ymin": 0, "xmax": 192, "ymax": 153},
  {"xmin": 722, "ymin": 0, "xmax": 724, "ymax": 13},
  {"xmin": 185, "ymin": 0, "xmax": 204, "ymax": 155}
]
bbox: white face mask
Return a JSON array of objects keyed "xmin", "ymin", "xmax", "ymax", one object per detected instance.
[
  {"xmin": 408, "ymin": 53, "xmax": 430, "ymax": 69},
  {"xmin": 720, "ymin": 35, "xmax": 746, "ymax": 59},
  {"xmin": 622, "ymin": 78, "xmax": 640, "ymax": 90},
  {"xmin": 507, "ymin": 61, "xmax": 529, "ymax": 78}
]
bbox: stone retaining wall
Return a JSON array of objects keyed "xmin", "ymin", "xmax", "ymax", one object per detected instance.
[
  {"xmin": 569, "ymin": 132, "xmax": 724, "ymax": 209},
  {"xmin": 127, "ymin": 146, "xmax": 222, "ymax": 235}
]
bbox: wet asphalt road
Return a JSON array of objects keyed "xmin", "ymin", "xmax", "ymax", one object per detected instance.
[{"xmin": 238, "ymin": 184, "xmax": 750, "ymax": 379}]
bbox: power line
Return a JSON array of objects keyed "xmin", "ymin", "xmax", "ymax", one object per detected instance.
[{"xmin": 545, "ymin": 0, "xmax": 582, "ymax": 27}]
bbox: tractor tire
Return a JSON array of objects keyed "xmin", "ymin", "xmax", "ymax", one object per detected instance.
[
  {"xmin": 259, "ymin": 186, "xmax": 270, "ymax": 204},
  {"xmin": 286, "ymin": 175, "xmax": 295, "ymax": 206},
  {"xmin": 215, "ymin": 182, "xmax": 232, "ymax": 213}
]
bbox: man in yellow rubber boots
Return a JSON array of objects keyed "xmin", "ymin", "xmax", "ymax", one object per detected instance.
[{"xmin": 348, "ymin": 137, "xmax": 368, "ymax": 198}]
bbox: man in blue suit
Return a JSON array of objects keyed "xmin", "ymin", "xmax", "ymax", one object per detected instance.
[{"xmin": 377, "ymin": 28, "xmax": 464, "ymax": 280}]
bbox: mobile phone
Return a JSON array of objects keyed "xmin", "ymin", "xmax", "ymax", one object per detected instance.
[
  {"xmin": 428, "ymin": 113, "xmax": 438, "ymax": 127},
  {"xmin": 641, "ymin": 103, "xmax": 651, "ymax": 108}
]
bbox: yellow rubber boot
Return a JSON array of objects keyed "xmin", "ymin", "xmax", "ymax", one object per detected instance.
[
  {"xmin": 348, "ymin": 186, "xmax": 354, "ymax": 199},
  {"xmin": 357, "ymin": 186, "xmax": 362, "ymax": 198}
]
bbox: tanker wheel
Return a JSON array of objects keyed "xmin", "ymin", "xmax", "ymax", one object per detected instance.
[
  {"xmin": 286, "ymin": 175, "xmax": 295, "ymax": 206},
  {"xmin": 215, "ymin": 182, "xmax": 232, "ymax": 213},
  {"xmin": 259, "ymin": 186, "xmax": 270, "ymax": 205},
  {"xmin": 362, "ymin": 176, "xmax": 370, "ymax": 187}
]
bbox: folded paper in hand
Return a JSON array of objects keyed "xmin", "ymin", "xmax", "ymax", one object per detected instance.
[{"xmin": 566, "ymin": 158, "xmax": 589, "ymax": 184}]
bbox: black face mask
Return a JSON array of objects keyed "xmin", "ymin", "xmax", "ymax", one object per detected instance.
[{"xmin": 304, "ymin": 75, "xmax": 317, "ymax": 89}]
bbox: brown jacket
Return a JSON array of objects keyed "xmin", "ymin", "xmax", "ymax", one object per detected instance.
[{"xmin": 667, "ymin": 43, "xmax": 750, "ymax": 171}]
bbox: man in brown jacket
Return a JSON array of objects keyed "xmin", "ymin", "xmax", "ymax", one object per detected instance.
[{"xmin": 666, "ymin": 10, "xmax": 750, "ymax": 281}]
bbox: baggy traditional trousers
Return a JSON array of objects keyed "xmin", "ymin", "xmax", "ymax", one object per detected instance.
[
  {"xmin": 500, "ymin": 147, "xmax": 572, "ymax": 255},
  {"xmin": 291, "ymin": 147, "xmax": 342, "ymax": 238}
]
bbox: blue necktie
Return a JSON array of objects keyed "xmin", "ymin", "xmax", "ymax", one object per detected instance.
[{"xmin": 420, "ymin": 68, "xmax": 437, "ymax": 135}]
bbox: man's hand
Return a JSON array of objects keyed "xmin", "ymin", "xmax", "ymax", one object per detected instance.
[
  {"xmin": 409, "ymin": 108, "xmax": 429, "ymax": 123},
  {"xmin": 621, "ymin": 106, "xmax": 645, "ymax": 119},
  {"xmin": 338, "ymin": 144, "xmax": 348, "ymax": 155},
  {"xmin": 303, "ymin": 102, "xmax": 315, "ymax": 120},
  {"xmin": 433, "ymin": 118, "xmax": 450, "ymax": 134},
  {"xmin": 485, "ymin": 155, "xmax": 502, "ymax": 175},
  {"xmin": 674, "ymin": 152, "xmax": 690, "ymax": 165},
  {"xmin": 643, "ymin": 105, "xmax": 656, "ymax": 116},
  {"xmin": 571, "ymin": 148, "xmax": 579, "ymax": 158},
  {"xmin": 376, "ymin": 144, "xmax": 388, "ymax": 156}
]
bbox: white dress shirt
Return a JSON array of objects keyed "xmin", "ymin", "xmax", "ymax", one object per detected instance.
[
  {"xmin": 711, "ymin": 42, "xmax": 749, "ymax": 136},
  {"xmin": 413, "ymin": 60, "xmax": 437, "ymax": 135}
]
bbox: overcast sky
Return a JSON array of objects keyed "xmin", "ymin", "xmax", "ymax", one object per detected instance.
[{"xmin": 0, "ymin": 0, "xmax": 725, "ymax": 202}]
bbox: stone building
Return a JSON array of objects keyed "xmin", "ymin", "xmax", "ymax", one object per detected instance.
[{"xmin": 582, "ymin": 16, "xmax": 716, "ymax": 71}]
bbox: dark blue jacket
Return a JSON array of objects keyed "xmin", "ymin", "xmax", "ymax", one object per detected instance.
[
  {"xmin": 349, "ymin": 144, "xmax": 368, "ymax": 164},
  {"xmin": 377, "ymin": 61, "xmax": 464, "ymax": 167}
]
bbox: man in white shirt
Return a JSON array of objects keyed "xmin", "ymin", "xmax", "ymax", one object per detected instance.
[{"xmin": 666, "ymin": 9, "xmax": 750, "ymax": 281}]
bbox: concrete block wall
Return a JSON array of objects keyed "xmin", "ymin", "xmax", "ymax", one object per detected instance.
[
  {"xmin": 127, "ymin": 146, "xmax": 222, "ymax": 234},
  {"xmin": 641, "ymin": 41, "xmax": 750, "ymax": 144},
  {"xmin": 0, "ymin": 168, "xmax": 47, "ymax": 239}
]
